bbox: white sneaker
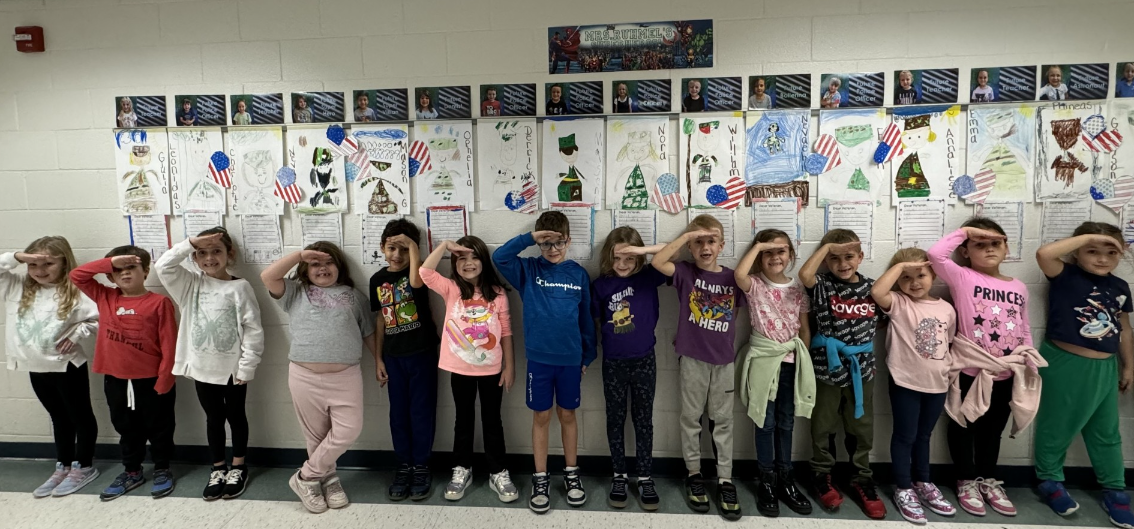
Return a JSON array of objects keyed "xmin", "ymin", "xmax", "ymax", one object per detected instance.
[
  {"xmin": 490, "ymin": 469, "xmax": 519, "ymax": 503},
  {"xmin": 52, "ymin": 462, "xmax": 100, "ymax": 497},
  {"xmin": 322, "ymin": 474, "xmax": 349, "ymax": 509},
  {"xmin": 288, "ymin": 470, "xmax": 328, "ymax": 514},
  {"xmin": 33, "ymin": 462, "xmax": 69, "ymax": 498},
  {"xmin": 444, "ymin": 466, "xmax": 472, "ymax": 501}
]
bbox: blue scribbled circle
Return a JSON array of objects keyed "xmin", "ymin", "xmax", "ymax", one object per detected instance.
[
  {"xmin": 706, "ymin": 185, "xmax": 728, "ymax": 205},
  {"xmin": 952, "ymin": 175, "xmax": 975, "ymax": 197},
  {"xmin": 805, "ymin": 153, "xmax": 828, "ymax": 175}
]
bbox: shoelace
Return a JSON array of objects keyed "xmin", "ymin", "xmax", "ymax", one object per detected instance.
[
  {"xmin": 412, "ymin": 469, "xmax": 429, "ymax": 488},
  {"xmin": 720, "ymin": 484, "xmax": 738, "ymax": 504},
  {"xmin": 225, "ymin": 469, "xmax": 243, "ymax": 485},
  {"xmin": 565, "ymin": 473, "xmax": 583, "ymax": 491},
  {"xmin": 208, "ymin": 470, "xmax": 226, "ymax": 486},
  {"xmin": 688, "ymin": 478, "xmax": 707, "ymax": 497},
  {"xmin": 393, "ymin": 466, "xmax": 412, "ymax": 485},
  {"xmin": 978, "ymin": 478, "xmax": 1007, "ymax": 499},
  {"xmin": 857, "ymin": 482, "xmax": 880, "ymax": 501},
  {"xmin": 959, "ymin": 481, "xmax": 982, "ymax": 499},
  {"xmin": 493, "ymin": 470, "xmax": 514, "ymax": 489},
  {"xmin": 611, "ymin": 478, "xmax": 628, "ymax": 496},
  {"xmin": 639, "ymin": 480, "xmax": 657, "ymax": 498},
  {"xmin": 533, "ymin": 476, "xmax": 550, "ymax": 497},
  {"xmin": 450, "ymin": 467, "xmax": 470, "ymax": 485}
]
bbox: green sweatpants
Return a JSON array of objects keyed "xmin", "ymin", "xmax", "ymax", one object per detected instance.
[
  {"xmin": 809, "ymin": 377, "xmax": 874, "ymax": 480},
  {"xmin": 1034, "ymin": 340, "xmax": 1125, "ymax": 489}
]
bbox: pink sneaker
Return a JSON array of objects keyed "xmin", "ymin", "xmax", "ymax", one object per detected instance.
[
  {"xmin": 955, "ymin": 480, "xmax": 986, "ymax": 516},
  {"xmin": 977, "ymin": 478, "xmax": 1016, "ymax": 517},
  {"xmin": 914, "ymin": 482, "xmax": 956, "ymax": 516},
  {"xmin": 894, "ymin": 489, "xmax": 927, "ymax": 524}
]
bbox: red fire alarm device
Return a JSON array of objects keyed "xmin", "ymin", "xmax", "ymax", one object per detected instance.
[{"xmin": 13, "ymin": 26, "xmax": 44, "ymax": 53}]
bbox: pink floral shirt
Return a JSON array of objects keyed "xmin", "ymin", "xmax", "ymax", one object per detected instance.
[{"xmin": 746, "ymin": 274, "xmax": 809, "ymax": 362}]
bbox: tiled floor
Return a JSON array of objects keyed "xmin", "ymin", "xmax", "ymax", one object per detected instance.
[{"xmin": 0, "ymin": 460, "xmax": 1120, "ymax": 528}]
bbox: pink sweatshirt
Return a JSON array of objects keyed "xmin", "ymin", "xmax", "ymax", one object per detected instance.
[
  {"xmin": 420, "ymin": 267, "xmax": 512, "ymax": 377},
  {"xmin": 945, "ymin": 335, "xmax": 1046, "ymax": 436},
  {"xmin": 928, "ymin": 228, "xmax": 1032, "ymax": 381}
]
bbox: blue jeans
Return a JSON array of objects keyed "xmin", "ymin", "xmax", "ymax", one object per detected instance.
[
  {"xmin": 755, "ymin": 362, "xmax": 795, "ymax": 472},
  {"xmin": 889, "ymin": 379, "xmax": 947, "ymax": 489},
  {"xmin": 386, "ymin": 352, "xmax": 438, "ymax": 467}
]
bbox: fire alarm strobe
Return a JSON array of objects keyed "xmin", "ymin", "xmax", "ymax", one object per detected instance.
[{"xmin": 13, "ymin": 26, "xmax": 44, "ymax": 53}]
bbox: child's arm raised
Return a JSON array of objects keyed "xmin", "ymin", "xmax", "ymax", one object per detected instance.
[
  {"xmin": 155, "ymin": 235, "xmax": 216, "ymax": 302},
  {"xmin": 928, "ymin": 227, "xmax": 1003, "ymax": 283},
  {"xmin": 69, "ymin": 257, "xmax": 120, "ymax": 302},
  {"xmin": 650, "ymin": 230, "xmax": 715, "ymax": 277},
  {"xmin": 259, "ymin": 249, "xmax": 329, "ymax": 299},
  {"xmin": 1121, "ymin": 313, "xmax": 1134, "ymax": 393},
  {"xmin": 871, "ymin": 260, "xmax": 929, "ymax": 310},
  {"xmin": 493, "ymin": 232, "xmax": 540, "ymax": 289},
  {"xmin": 1035, "ymin": 234, "xmax": 1121, "ymax": 278},
  {"xmin": 422, "ymin": 240, "xmax": 471, "ymax": 271},
  {"xmin": 799, "ymin": 243, "xmax": 835, "ymax": 289},
  {"xmin": 386, "ymin": 234, "xmax": 424, "ymax": 288},
  {"xmin": 734, "ymin": 241, "xmax": 788, "ymax": 293}
]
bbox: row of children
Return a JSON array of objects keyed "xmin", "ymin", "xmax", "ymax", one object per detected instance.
[{"xmin": 2, "ymin": 210, "xmax": 1131, "ymax": 527}]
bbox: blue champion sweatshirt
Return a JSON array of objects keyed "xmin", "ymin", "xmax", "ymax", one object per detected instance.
[{"xmin": 492, "ymin": 232, "xmax": 597, "ymax": 367}]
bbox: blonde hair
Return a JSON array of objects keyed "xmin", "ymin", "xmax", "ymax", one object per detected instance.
[
  {"xmin": 686, "ymin": 214, "xmax": 724, "ymax": 237},
  {"xmin": 18, "ymin": 236, "xmax": 82, "ymax": 321},
  {"xmin": 819, "ymin": 228, "xmax": 859, "ymax": 246},
  {"xmin": 599, "ymin": 227, "xmax": 645, "ymax": 277}
]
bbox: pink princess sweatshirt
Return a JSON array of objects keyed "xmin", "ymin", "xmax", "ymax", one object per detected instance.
[{"xmin": 928, "ymin": 228, "xmax": 1032, "ymax": 381}]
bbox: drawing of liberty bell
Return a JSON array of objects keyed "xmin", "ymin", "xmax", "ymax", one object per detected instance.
[
  {"xmin": 368, "ymin": 179, "xmax": 398, "ymax": 215},
  {"xmin": 123, "ymin": 145, "xmax": 157, "ymax": 213}
]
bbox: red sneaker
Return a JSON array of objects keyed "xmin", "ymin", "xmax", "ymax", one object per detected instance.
[
  {"xmin": 812, "ymin": 472, "xmax": 843, "ymax": 510},
  {"xmin": 851, "ymin": 479, "xmax": 887, "ymax": 519}
]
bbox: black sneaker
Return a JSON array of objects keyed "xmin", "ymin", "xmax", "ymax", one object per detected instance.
[
  {"xmin": 564, "ymin": 468, "xmax": 586, "ymax": 507},
  {"xmin": 222, "ymin": 465, "xmax": 248, "ymax": 499},
  {"xmin": 756, "ymin": 470, "xmax": 780, "ymax": 517},
  {"xmin": 529, "ymin": 473, "xmax": 551, "ymax": 514},
  {"xmin": 718, "ymin": 480, "xmax": 743, "ymax": 521},
  {"xmin": 637, "ymin": 478, "xmax": 660, "ymax": 511},
  {"xmin": 685, "ymin": 473, "xmax": 710, "ymax": 513},
  {"xmin": 409, "ymin": 465, "xmax": 432, "ymax": 501},
  {"xmin": 202, "ymin": 466, "xmax": 227, "ymax": 501},
  {"xmin": 777, "ymin": 469, "xmax": 813, "ymax": 515},
  {"xmin": 608, "ymin": 475, "xmax": 629, "ymax": 508},
  {"xmin": 388, "ymin": 463, "xmax": 412, "ymax": 501}
]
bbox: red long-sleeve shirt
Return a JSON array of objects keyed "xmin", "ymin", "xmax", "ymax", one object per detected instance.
[{"xmin": 70, "ymin": 258, "xmax": 178, "ymax": 394}]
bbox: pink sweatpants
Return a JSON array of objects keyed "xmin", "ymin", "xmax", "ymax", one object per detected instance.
[{"xmin": 288, "ymin": 363, "xmax": 364, "ymax": 480}]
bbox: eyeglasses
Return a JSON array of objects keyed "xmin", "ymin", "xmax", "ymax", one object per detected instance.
[{"xmin": 537, "ymin": 240, "xmax": 568, "ymax": 251}]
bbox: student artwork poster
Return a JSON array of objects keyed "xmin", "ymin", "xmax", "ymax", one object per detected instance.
[
  {"xmin": 413, "ymin": 121, "xmax": 476, "ymax": 212},
  {"xmin": 680, "ymin": 115, "xmax": 744, "ymax": 209},
  {"xmin": 351, "ymin": 124, "xmax": 411, "ymax": 215},
  {"xmin": 167, "ymin": 128, "xmax": 227, "ymax": 214},
  {"xmin": 890, "ymin": 105, "xmax": 962, "ymax": 202},
  {"xmin": 816, "ymin": 109, "xmax": 887, "ymax": 206},
  {"xmin": 962, "ymin": 106, "xmax": 1036, "ymax": 204},
  {"xmin": 606, "ymin": 117, "xmax": 669, "ymax": 211},
  {"xmin": 542, "ymin": 118, "xmax": 603, "ymax": 209},
  {"xmin": 114, "ymin": 129, "xmax": 171, "ymax": 216},
  {"xmin": 285, "ymin": 127, "xmax": 347, "ymax": 214},
  {"xmin": 1101, "ymin": 100, "xmax": 1134, "ymax": 213},
  {"xmin": 478, "ymin": 119, "xmax": 540, "ymax": 212},
  {"xmin": 744, "ymin": 110, "xmax": 810, "ymax": 204},
  {"xmin": 1035, "ymin": 102, "xmax": 1106, "ymax": 202},
  {"xmin": 226, "ymin": 127, "xmax": 285, "ymax": 215}
]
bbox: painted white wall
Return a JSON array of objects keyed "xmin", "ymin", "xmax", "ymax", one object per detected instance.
[{"xmin": 2, "ymin": 0, "xmax": 1133, "ymax": 471}]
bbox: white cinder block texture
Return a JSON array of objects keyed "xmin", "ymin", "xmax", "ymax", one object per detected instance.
[{"xmin": 158, "ymin": 0, "xmax": 241, "ymax": 46}]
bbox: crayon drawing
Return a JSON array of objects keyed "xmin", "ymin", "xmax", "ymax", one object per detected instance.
[
  {"xmin": 542, "ymin": 118, "xmax": 604, "ymax": 209},
  {"xmin": 606, "ymin": 117, "xmax": 670, "ymax": 210},
  {"xmin": 414, "ymin": 122, "xmax": 476, "ymax": 212},
  {"xmin": 1035, "ymin": 103, "xmax": 1105, "ymax": 202},
  {"xmin": 352, "ymin": 124, "xmax": 411, "ymax": 215},
  {"xmin": 962, "ymin": 106, "xmax": 1036, "ymax": 204},
  {"xmin": 286, "ymin": 127, "xmax": 347, "ymax": 214},
  {"xmin": 168, "ymin": 129, "xmax": 226, "ymax": 214},
  {"xmin": 478, "ymin": 119, "xmax": 539, "ymax": 213},
  {"xmin": 678, "ymin": 115, "xmax": 744, "ymax": 209},
  {"xmin": 744, "ymin": 110, "xmax": 809, "ymax": 205},
  {"xmin": 113, "ymin": 129, "xmax": 170, "ymax": 216},
  {"xmin": 890, "ymin": 106, "xmax": 962, "ymax": 201},
  {"xmin": 817, "ymin": 109, "xmax": 887, "ymax": 205},
  {"xmin": 225, "ymin": 128, "xmax": 284, "ymax": 215}
]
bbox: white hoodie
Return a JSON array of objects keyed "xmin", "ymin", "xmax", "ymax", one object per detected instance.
[
  {"xmin": 1, "ymin": 252, "xmax": 98, "ymax": 373},
  {"xmin": 155, "ymin": 239, "xmax": 264, "ymax": 385}
]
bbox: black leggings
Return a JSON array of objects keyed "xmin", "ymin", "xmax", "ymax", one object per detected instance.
[
  {"xmin": 450, "ymin": 372, "xmax": 506, "ymax": 474},
  {"xmin": 195, "ymin": 378, "xmax": 249, "ymax": 463},
  {"xmin": 29, "ymin": 363, "xmax": 98, "ymax": 467},
  {"xmin": 602, "ymin": 354, "xmax": 657, "ymax": 476},
  {"xmin": 946, "ymin": 373, "xmax": 1013, "ymax": 481}
]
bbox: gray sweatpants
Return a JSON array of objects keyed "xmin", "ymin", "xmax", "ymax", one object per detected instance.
[{"xmin": 679, "ymin": 355, "xmax": 735, "ymax": 479}]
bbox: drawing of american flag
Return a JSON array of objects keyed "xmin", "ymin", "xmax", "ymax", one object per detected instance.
[
  {"xmin": 517, "ymin": 179, "xmax": 538, "ymax": 214},
  {"xmin": 409, "ymin": 140, "xmax": 432, "ymax": 177},
  {"xmin": 273, "ymin": 167, "xmax": 303, "ymax": 204},
  {"xmin": 650, "ymin": 172, "xmax": 685, "ymax": 214},
  {"xmin": 706, "ymin": 176, "xmax": 746, "ymax": 210},
  {"xmin": 326, "ymin": 125, "xmax": 359, "ymax": 157},
  {"xmin": 207, "ymin": 151, "xmax": 232, "ymax": 188},
  {"xmin": 1082, "ymin": 130, "xmax": 1124, "ymax": 153},
  {"xmin": 874, "ymin": 123, "xmax": 904, "ymax": 164},
  {"xmin": 346, "ymin": 149, "xmax": 371, "ymax": 183},
  {"xmin": 1095, "ymin": 176, "xmax": 1134, "ymax": 213},
  {"xmin": 966, "ymin": 167, "xmax": 996, "ymax": 205},
  {"xmin": 814, "ymin": 134, "xmax": 842, "ymax": 173}
]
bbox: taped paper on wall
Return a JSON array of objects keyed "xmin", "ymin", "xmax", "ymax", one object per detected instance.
[
  {"xmin": 414, "ymin": 122, "xmax": 476, "ymax": 212},
  {"xmin": 612, "ymin": 209, "xmax": 657, "ymax": 245},
  {"xmin": 1035, "ymin": 103, "xmax": 1105, "ymax": 202},
  {"xmin": 240, "ymin": 215, "xmax": 283, "ymax": 264},
  {"xmin": 478, "ymin": 119, "xmax": 540, "ymax": 213},
  {"xmin": 114, "ymin": 129, "xmax": 171, "ymax": 216},
  {"xmin": 824, "ymin": 201, "xmax": 873, "ymax": 259},
  {"xmin": 1041, "ymin": 200, "xmax": 1092, "ymax": 243},
  {"xmin": 226, "ymin": 128, "xmax": 285, "ymax": 216},
  {"xmin": 128, "ymin": 214, "xmax": 170, "ymax": 261},
  {"xmin": 287, "ymin": 127, "xmax": 347, "ymax": 214},
  {"xmin": 352, "ymin": 124, "xmax": 411, "ymax": 216},
  {"xmin": 300, "ymin": 214, "xmax": 343, "ymax": 248},
  {"xmin": 542, "ymin": 118, "xmax": 604, "ymax": 208},
  {"xmin": 744, "ymin": 110, "xmax": 809, "ymax": 204},
  {"xmin": 168, "ymin": 129, "xmax": 227, "ymax": 214},
  {"xmin": 976, "ymin": 201, "xmax": 1024, "ymax": 261},
  {"xmin": 963, "ymin": 106, "xmax": 1036, "ymax": 204},
  {"xmin": 607, "ymin": 116, "xmax": 670, "ymax": 210},
  {"xmin": 689, "ymin": 207, "xmax": 735, "ymax": 258},
  {"xmin": 182, "ymin": 210, "xmax": 223, "ymax": 239},
  {"xmin": 891, "ymin": 106, "xmax": 962, "ymax": 202},
  {"xmin": 679, "ymin": 114, "xmax": 745, "ymax": 209},
  {"xmin": 362, "ymin": 214, "xmax": 401, "ymax": 266},
  {"xmin": 817, "ymin": 109, "xmax": 887, "ymax": 206},
  {"xmin": 426, "ymin": 206, "xmax": 469, "ymax": 253},
  {"xmin": 550, "ymin": 203, "xmax": 595, "ymax": 260},
  {"xmin": 751, "ymin": 198, "xmax": 801, "ymax": 246},
  {"xmin": 895, "ymin": 198, "xmax": 945, "ymax": 249}
]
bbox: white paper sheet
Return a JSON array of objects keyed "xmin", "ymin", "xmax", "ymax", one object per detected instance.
[
  {"xmin": 114, "ymin": 129, "xmax": 171, "ymax": 216},
  {"xmin": 743, "ymin": 110, "xmax": 808, "ymax": 206},
  {"xmin": 817, "ymin": 109, "xmax": 887, "ymax": 206},
  {"xmin": 1041, "ymin": 200, "xmax": 1093, "ymax": 244},
  {"xmin": 976, "ymin": 201, "xmax": 1025, "ymax": 262},
  {"xmin": 414, "ymin": 122, "xmax": 476, "ymax": 212},
  {"xmin": 287, "ymin": 126, "xmax": 348, "ymax": 214},
  {"xmin": 425, "ymin": 206, "xmax": 469, "ymax": 253},
  {"xmin": 479, "ymin": 119, "xmax": 540, "ymax": 212},
  {"xmin": 611, "ymin": 209, "xmax": 657, "ymax": 245},
  {"xmin": 1123, "ymin": 202, "xmax": 1134, "ymax": 246},
  {"xmin": 128, "ymin": 214, "xmax": 170, "ymax": 261},
  {"xmin": 896, "ymin": 198, "xmax": 946, "ymax": 249},
  {"xmin": 361, "ymin": 214, "xmax": 401, "ymax": 267},
  {"xmin": 300, "ymin": 214, "xmax": 343, "ymax": 248},
  {"xmin": 891, "ymin": 107, "xmax": 962, "ymax": 202},
  {"xmin": 351, "ymin": 124, "xmax": 411, "ymax": 216},
  {"xmin": 965, "ymin": 105, "xmax": 1036, "ymax": 204},
  {"xmin": 1035, "ymin": 102, "xmax": 1106, "ymax": 202},
  {"xmin": 240, "ymin": 215, "xmax": 283, "ymax": 264},
  {"xmin": 543, "ymin": 118, "xmax": 605, "ymax": 209},
  {"xmin": 607, "ymin": 116, "xmax": 671, "ymax": 211},
  {"xmin": 680, "ymin": 114, "xmax": 746, "ymax": 209},
  {"xmin": 182, "ymin": 210, "xmax": 223, "ymax": 239},
  {"xmin": 689, "ymin": 208, "xmax": 735, "ymax": 258},
  {"xmin": 751, "ymin": 198, "xmax": 801, "ymax": 245},
  {"xmin": 168, "ymin": 128, "xmax": 227, "ymax": 214},
  {"xmin": 226, "ymin": 128, "xmax": 285, "ymax": 215},
  {"xmin": 824, "ymin": 202, "xmax": 873, "ymax": 259},
  {"xmin": 550, "ymin": 203, "xmax": 595, "ymax": 260}
]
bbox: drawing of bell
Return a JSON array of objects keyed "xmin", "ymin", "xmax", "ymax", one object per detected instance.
[{"xmin": 368, "ymin": 180, "xmax": 398, "ymax": 214}]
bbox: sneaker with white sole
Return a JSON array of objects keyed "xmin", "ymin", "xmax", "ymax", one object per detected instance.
[
  {"xmin": 222, "ymin": 466, "xmax": 248, "ymax": 499},
  {"xmin": 202, "ymin": 467, "xmax": 227, "ymax": 501},
  {"xmin": 913, "ymin": 482, "xmax": 956, "ymax": 516},
  {"xmin": 529, "ymin": 473, "xmax": 551, "ymax": 514},
  {"xmin": 444, "ymin": 466, "xmax": 472, "ymax": 501},
  {"xmin": 288, "ymin": 470, "xmax": 328, "ymax": 514},
  {"xmin": 894, "ymin": 488, "xmax": 927, "ymax": 525},
  {"xmin": 564, "ymin": 467, "xmax": 586, "ymax": 507},
  {"xmin": 33, "ymin": 462, "xmax": 69, "ymax": 498},
  {"xmin": 977, "ymin": 478, "xmax": 1016, "ymax": 517},
  {"xmin": 489, "ymin": 470, "xmax": 519, "ymax": 503},
  {"xmin": 956, "ymin": 479, "xmax": 986, "ymax": 516},
  {"xmin": 322, "ymin": 474, "xmax": 349, "ymax": 509},
  {"xmin": 51, "ymin": 462, "xmax": 99, "ymax": 497}
]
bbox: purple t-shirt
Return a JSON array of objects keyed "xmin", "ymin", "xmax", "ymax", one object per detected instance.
[
  {"xmin": 592, "ymin": 267, "xmax": 668, "ymax": 359},
  {"xmin": 672, "ymin": 261, "xmax": 745, "ymax": 365}
]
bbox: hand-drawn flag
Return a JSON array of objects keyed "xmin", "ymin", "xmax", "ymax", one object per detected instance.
[
  {"xmin": 326, "ymin": 125, "xmax": 359, "ymax": 157},
  {"xmin": 409, "ymin": 140, "xmax": 432, "ymax": 178},
  {"xmin": 345, "ymin": 149, "xmax": 371, "ymax": 183},
  {"xmin": 1092, "ymin": 176, "xmax": 1134, "ymax": 213},
  {"xmin": 811, "ymin": 134, "xmax": 842, "ymax": 174},
  {"xmin": 873, "ymin": 123, "xmax": 904, "ymax": 164},
  {"xmin": 649, "ymin": 172, "xmax": 685, "ymax": 214},
  {"xmin": 273, "ymin": 167, "xmax": 303, "ymax": 204},
  {"xmin": 506, "ymin": 179, "xmax": 539, "ymax": 214},
  {"xmin": 207, "ymin": 151, "xmax": 232, "ymax": 188},
  {"xmin": 1081, "ymin": 130, "xmax": 1124, "ymax": 153},
  {"xmin": 706, "ymin": 176, "xmax": 746, "ymax": 210}
]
